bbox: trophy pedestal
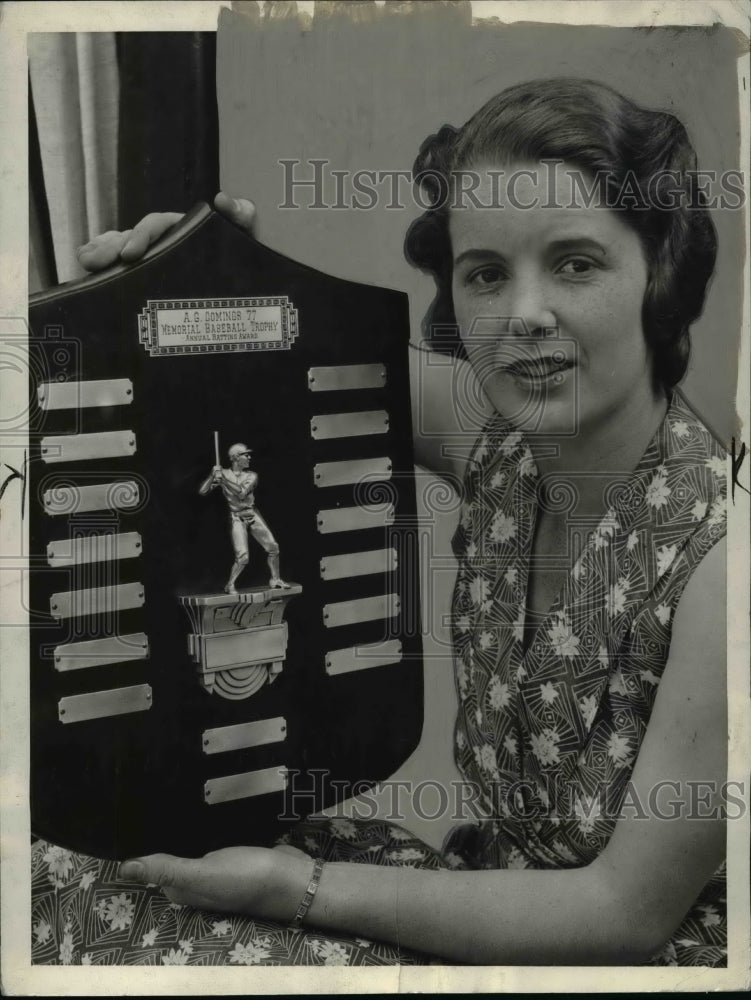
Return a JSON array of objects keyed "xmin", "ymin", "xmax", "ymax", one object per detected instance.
[{"xmin": 180, "ymin": 584, "xmax": 302, "ymax": 700}]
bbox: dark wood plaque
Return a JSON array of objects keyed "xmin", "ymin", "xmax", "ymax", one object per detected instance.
[{"xmin": 28, "ymin": 204, "xmax": 423, "ymax": 860}]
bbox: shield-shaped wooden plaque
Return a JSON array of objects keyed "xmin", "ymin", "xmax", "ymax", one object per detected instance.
[{"xmin": 28, "ymin": 204, "xmax": 423, "ymax": 860}]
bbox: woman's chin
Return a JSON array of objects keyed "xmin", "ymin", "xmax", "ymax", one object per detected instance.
[{"xmin": 484, "ymin": 373, "xmax": 579, "ymax": 437}]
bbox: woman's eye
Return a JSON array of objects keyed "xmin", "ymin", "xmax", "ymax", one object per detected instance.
[
  {"xmin": 466, "ymin": 265, "xmax": 505, "ymax": 287},
  {"xmin": 557, "ymin": 257, "xmax": 597, "ymax": 276}
]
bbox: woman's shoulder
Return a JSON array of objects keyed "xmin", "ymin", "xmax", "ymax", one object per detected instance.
[
  {"xmin": 655, "ymin": 391, "xmax": 728, "ymax": 533},
  {"xmin": 664, "ymin": 391, "xmax": 728, "ymax": 465},
  {"xmin": 626, "ymin": 393, "xmax": 728, "ymax": 629}
]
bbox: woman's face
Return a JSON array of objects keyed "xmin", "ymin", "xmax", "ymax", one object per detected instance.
[{"xmin": 449, "ymin": 161, "xmax": 657, "ymax": 437}]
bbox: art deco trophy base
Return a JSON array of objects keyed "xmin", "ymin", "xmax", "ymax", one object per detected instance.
[{"xmin": 180, "ymin": 584, "xmax": 302, "ymax": 700}]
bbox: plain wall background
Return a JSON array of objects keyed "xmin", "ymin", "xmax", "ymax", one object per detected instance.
[{"xmin": 218, "ymin": 8, "xmax": 745, "ymax": 444}]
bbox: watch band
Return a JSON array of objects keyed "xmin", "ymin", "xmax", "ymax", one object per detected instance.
[{"xmin": 291, "ymin": 856, "xmax": 325, "ymax": 928}]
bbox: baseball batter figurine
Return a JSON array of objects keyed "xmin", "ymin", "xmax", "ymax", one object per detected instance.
[{"xmin": 199, "ymin": 438, "xmax": 290, "ymax": 594}]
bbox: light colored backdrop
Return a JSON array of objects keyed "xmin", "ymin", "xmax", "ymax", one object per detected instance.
[{"xmin": 218, "ymin": 7, "xmax": 745, "ymax": 444}]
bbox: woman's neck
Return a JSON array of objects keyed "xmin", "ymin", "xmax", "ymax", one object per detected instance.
[{"xmin": 527, "ymin": 387, "xmax": 669, "ymax": 520}]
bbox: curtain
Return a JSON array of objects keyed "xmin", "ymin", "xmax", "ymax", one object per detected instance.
[
  {"xmin": 29, "ymin": 79, "xmax": 57, "ymax": 292},
  {"xmin": 28, "ymin": 33, "xmax": 120, "ymax": 288},
  {"xmin": 28, "ymin": 32, "xmax": 219, "ymax": 292}
]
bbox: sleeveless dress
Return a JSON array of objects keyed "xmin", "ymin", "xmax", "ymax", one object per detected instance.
[{"xmin": 31, "ymin": 393, "xmax": 727, "ymax": 966}]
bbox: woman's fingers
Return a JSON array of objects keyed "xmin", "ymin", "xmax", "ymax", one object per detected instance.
[
  {"xmin": 119, "ymin": 854, "xmax": 178, "ymax": 887},
  {"xmin": 76, "ymin": 229, "xmax": 133, "ymax": 272},
  {"xmin": 76, "ymin": 198, "xmax": 253, "ymax": 275},
  {"xmin": 76, "ymin": 212, "xmax": 184, "ymax": 272},
  {"xmin": 119, "ymin": 212, "xmax": 184, "ymax": 261},
  {"xmin": 118, "ymin": 847, "xmax": 285, "ymax": 913},
  {"xmin": 118, "ymin": 853, "xmax": 212, "ymax": 907},
  {"xmin": 213, "ymin": 192, "xmax": 257, "ymax": 234}
]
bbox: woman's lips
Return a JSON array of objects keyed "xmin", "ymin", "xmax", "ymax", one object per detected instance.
[{"xmin": 502, "ymin": 356, "xmax": 575, "ymax": 383}]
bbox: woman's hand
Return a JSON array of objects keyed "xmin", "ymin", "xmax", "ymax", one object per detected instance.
[
  {"xmin": 117, "ymin": 843, "xmax": 312, "ymax": 920},
  {"xmin": 76, "ymin": 193, "xmax": 256, "ymax": 273}
]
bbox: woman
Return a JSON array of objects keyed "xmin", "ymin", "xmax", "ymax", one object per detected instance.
[{"xmin": 32, "ymin": 78, "xmax": 727, "ymax": 967}]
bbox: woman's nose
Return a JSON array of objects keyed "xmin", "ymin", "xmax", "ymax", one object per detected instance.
[{"xmin": 505, "ymin": 273, "xmax": 556, "ymax": 337}]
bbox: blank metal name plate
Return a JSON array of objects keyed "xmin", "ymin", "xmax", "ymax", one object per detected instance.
[
  {"xmin": 307, "ymin": 364, "xmax": 386, "ymax": 392},
  {"xmin": 317, "ymin": 504, "xmax": 394, "ymax": 534},
  {"xmin": 310, "ymin": 410, "xmax": 388, "ymax": 440},
  {"xmin": 40, "ymin": 430, "xmax": 137, "ymax": 464},
  {"xmin": 58, "ymin": 683, "xmax": 152, "ymax": 724},
  {"xmin": 204, "ymin": 766, "xmax": 288, "ymax": 805},
  {"xmin": 54, "ymin": 633, "xmax": 150, "ymax": 672},
  {"xmin": 319, "ymin": 547, "xmax": 397, "ymax": 581},
  {"xmin": 325, "ymin": 639, "xmax": 403, "ymax": 676},
  {"xmin": 49, "ymin": 582, "xmax": 145, "ymax": 620},
  {"xmin": 47, "ymin": 531, "xmax": 142, "ymax": 567},
  {"xmin": 313, "ymin": 457, "xmax": 392, "ymax": 488},
  {"xmin": 323, "ymin": 593, "xmax": 400, "ymax": 628},
  {"xmin": 202, "ymin": 716, "xmax": 287, "ymax": 755},
  {"xmin": 37, "ymin": 378, "xmax": 133, "ymax": 411},
  {"xmin": 200, "ymin": 623, "xmax": 287, "ymax": 672},
  {"xmin": 42, "ymin": 480, "xmax": 141, "ymax": 516}
]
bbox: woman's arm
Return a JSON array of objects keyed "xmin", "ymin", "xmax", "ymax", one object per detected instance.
[
  {"xmin": 300, "ymin": 541, "xmax": 726, "ymax": 965},
  {"xmin": 120, "ymin": 542, "xmax": 727, "ymax": 965}
]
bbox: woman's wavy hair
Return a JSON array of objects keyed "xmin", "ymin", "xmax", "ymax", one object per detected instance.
[{"xmin": 404, "ymin": 78, "xmax": 717, "ymax": 390}]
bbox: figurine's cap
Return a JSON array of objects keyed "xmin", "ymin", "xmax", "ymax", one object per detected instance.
[{"xmin": 228, "ymin": 443, "xmax": 252, "ymax": 460}]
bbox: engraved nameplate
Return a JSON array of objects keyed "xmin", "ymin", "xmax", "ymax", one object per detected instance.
[
  {"xmin": 199, "ymin": 623, "xmax": 288, "ymax": 672},
  {"xmin": 319, "ymin": 547, "xmax": 397, "ymax": 581},
  {"xmin": 37, "ymin": 378, "xmax": 133, "ymax": 411},
  {"xmin": 204, "ymin": 766, "xmax": 288, "ymax": 805},
  {"xmin": 138, "ymin": 297, "xmax": 298, "ymax": 356},
  {"xmin": 323, "ymin": 593, "xmax": 400, "ymax": 628},
  {"xmin": 49, "ymin": 582, "xmax": 145, "ymax": 620},
  {"xmin": 317, "ymin": 504, "xmax": 394, "ymax": 535},
  {"xmin": 325, "ymin": 639, "xmax": 403, "ymax": 676},
  {"xmin": 54, "ymin": 633, "xmax": 149, "ymax": 672},
  {"xmin": 314, "ymin": 457, "xmax": 392, "ymax": 489},
  {"xmin": 58, "ymin": 684, "xmax": 152, "ymax": 724},
  {"xmin": 310, "ymin": 410, "xmax": 388, "ymax": 440},
  {"xmin": 40, "ymin": 430, "xmax": 136, "ymax": 464},
  {"xmin": 202, "ymin": 717, "xmax": 287, "ymax": 755},
  {"xmin": 47, "ymin": 531, "xmax": 142, "ymax": 567},
  {"xmin": 307, "ymin": 364, "xmax": 386, "ymax": 392},
  {"xmin": 42, "ymin": 481, "xmax": 141, "ymax": 516}
]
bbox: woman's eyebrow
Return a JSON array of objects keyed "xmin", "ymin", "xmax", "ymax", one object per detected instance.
[
  {"xmin": 546, "ymin": 237, "xmax": 607, "ymax": 256},
  {"xmin": 453, "ymin": 238, "xmax": 609, "ymax": 268},
  {"xmin": 453, "ymin": 248, "xmax": 507, "ymax": 267}
]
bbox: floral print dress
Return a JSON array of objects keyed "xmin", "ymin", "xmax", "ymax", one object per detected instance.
[
  {"xmin": 447, "ymin": 391, "xmax": 727, "ymax": 966},
  {"xmin": 31, "ymin": 393, "xmax": 727, "ymax": 966}
]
